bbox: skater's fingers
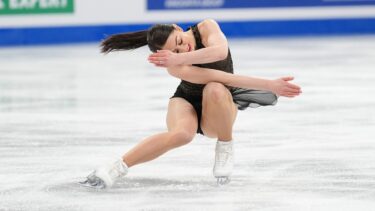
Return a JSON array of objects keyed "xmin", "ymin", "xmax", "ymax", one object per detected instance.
[
  {"xmin": 284, "ymin": 93, "xmax": 299, "ymax": 98},
  {"xmin": 282, "ymin": 76, "xmax": 294, "ymax": 81},
  {"xmin": 281, "ymin": 91, "xmax": 299, "ymax": 97},
  {"xmin": 286, "ymin": 82, "xmax": 301, "ymax": 90},
  {"xmin": 156, "ymin": 63, "xmax": 166, "ymax": 67},
  {"xmin": 149, "ymin": 52, "xmax": 166, "ymax": 58},
  {"xmin": 284, "ymin": 87, "xmax": 301, "ymax": 94}
]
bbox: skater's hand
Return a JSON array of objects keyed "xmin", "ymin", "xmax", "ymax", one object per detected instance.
[
  {"xmin": 269, "ymin": 76, "xmax": 302, "ymax": 98},
  {"xmin": 148, "ymin": 50, "xmax": 182, "ymax": 67}
]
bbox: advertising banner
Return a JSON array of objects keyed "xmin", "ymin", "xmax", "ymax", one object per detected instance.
[
  {"xmin": 147, "ymin": 0, "xmax": 375, "ymax": 10},
  {"xmin": 0, "ymin": 0, "xmax": 74, "ymax": 15},
  {"xmin": 0, "ymin": 0, "xmax": 374, "ymax": 46}
]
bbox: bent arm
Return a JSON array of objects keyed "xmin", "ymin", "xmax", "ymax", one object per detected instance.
[
  {"xmin": 180, "ymin": 19, "xmax": 228, "ymax": 65},
  {"xmin": 167, "ymin": 65, "xmax": 272, "ymax": 91},
  {"xmin": 167, "ymin": 65, "xmax": 302, "ymax": 97},
  {"xmin": 179, "ymin": 44, "xmax": 228, "ymax": 65},
  {"xmin": 149, "ymin": 19, "xmax": 229, "ymax": 67}
]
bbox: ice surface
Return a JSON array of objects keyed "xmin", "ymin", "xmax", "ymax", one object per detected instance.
[{"xmin": 0, "ymin": 36, "xmax": 375, "ymax": 211}]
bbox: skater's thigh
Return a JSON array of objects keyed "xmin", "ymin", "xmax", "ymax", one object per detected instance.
[{"xmin": 166, "ymin": 97, "xmax": 198, "ymax": 135}]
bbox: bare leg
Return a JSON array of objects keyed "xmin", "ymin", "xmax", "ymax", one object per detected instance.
[
  {"xmin": 201, "ymin": 82, "xmax": 238, "ymax": 141},
  {"xmin": 81, "ymin": 98, "xmax": 198, "ymax": 188},
  {"xmin": 200, "ymin": 82, "xmax": 237, "ymax": 185},
  {"xmin": 122, "ymin": 131, "xmax": 191, "ymax": 167},
  {"xmin": 122, "ymin": 98, "xmax": 198, "ymax": 167}
]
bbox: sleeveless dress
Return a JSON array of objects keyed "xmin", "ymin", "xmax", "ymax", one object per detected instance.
[{"xmin": 170, "ymin": 24, "xmax": 278, "ymax": 134}]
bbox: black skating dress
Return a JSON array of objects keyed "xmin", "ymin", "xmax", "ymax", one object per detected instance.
[{"xmin": 170, "ymin": 24, "xmax": 278, "ymax": 134}]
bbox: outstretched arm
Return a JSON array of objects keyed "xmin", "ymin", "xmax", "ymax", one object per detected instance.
[
  {"xmin": 166, "ymin": 65, "xmax": 302, "ymax": 98},
  {"xmin": 148, "ymin": 19, "xmax": 228, "ymax": 66}
]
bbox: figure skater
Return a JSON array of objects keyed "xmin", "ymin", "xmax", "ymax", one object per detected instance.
[{"xmin": 80, "ymin": 19, "xmax": 302, "ymax": 188}]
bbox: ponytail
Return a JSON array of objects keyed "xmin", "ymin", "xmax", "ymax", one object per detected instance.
[
  {"xmin": 100, "ymin": 24, "xmax": 175, "ymax": 54},
  {"xmin": 100, "ymin": 30, "xmax": 148, "ymax": 54}
]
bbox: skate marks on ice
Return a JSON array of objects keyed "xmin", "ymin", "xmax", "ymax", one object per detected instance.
[
  {"xmin": 1, "ymin": 178, "xmax": 224, "ymax": 210},
  {"xmin": 46, "ymin": 156, "xmax": 375, "ymax": 199},
  {"xmin": 243, "ymin": 158, "xmax": 375, "ymax": 200},
  {"xmin": 40, "ymin": 174, "xmax": 257, "ymax": 203},
  {"xmin": 45, "ymin": 176, "xmax": 230, "ymax": 195},
  {"xmin": 1, "ymin": 36, "xmax": 375, "ymax": 210},
  {"xmin": 37, "ymin": 177, "xmax": 292, "ymax": 211}
]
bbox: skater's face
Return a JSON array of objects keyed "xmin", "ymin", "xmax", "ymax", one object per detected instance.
[
  {"xmin": 162, "ymin": 25, "xmax": 196, "ymax": 53},
  {"xmin": 147, "ymin": 24, "xmax": 175, "ymax": 53}
]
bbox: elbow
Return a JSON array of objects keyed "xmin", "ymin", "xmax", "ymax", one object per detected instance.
[
  {"xmin": 167, "ymin": 66, "xmax": 193, "ymax": 82},
  {"xmin": 218, "ymin": 51, "xmax": 228, "ymax": 60},
  {"xmin": 217, "ymin": 47, "xmax": 228, "ymax": 61},
  {"xmin": 166, "ymin": 67, "xmax": 180, "ymax": 79}
]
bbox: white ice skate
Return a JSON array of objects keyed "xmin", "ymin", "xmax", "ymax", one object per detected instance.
[
  {"xmin": 79, "ymin": 159, "xmax": 128, "ymax": 189},
  {"xmin": 213, "ymin": 140, "xmax": 233, "ymax": 185}
]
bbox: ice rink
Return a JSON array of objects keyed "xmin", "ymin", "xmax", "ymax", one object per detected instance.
[{"xmin": 0, "ymin": 36, "xmax": 374, "ymax": 211}]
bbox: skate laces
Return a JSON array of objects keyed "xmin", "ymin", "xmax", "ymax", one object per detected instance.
[
  {"xmin": 216, "ymin": 143, "xmax": 233, "ymax": 166},
  {"xmin": 108, "ymin": 160, "xmax": 127, "ymax": 178}
]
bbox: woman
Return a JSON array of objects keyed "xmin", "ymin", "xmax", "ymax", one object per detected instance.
[{"xmin": 80, "ymin": 19, "xmax": 302, "ymax": 188}]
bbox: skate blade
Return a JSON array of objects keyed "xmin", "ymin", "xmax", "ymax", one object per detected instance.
[
  {"xmin": 78, "ymin": 178, "xmax": 106, "ymax": 189},
  {"xmin": 216, "ymin": 176, "xmax": 231, "ymax": 185}
]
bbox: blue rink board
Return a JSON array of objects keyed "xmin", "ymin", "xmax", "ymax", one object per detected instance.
[
  {"xmin": 1, "ymin": 18, "xmax": 375, "ymax": 46},
  {"xmin": 147, "ymin": 0, "xmax": 375, "ymax": 10}
]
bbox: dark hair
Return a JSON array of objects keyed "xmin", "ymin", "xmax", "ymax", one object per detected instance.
[{"xmin": 100, "ymin": 24, "xmax": 175, "ymax": 53}]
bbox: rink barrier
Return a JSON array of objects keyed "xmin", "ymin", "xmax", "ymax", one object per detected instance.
[
  {"xmin": 147, "ymin": 0, "xmax": 375, "ymax": 10},
  {"xmin": 1, "ymin": 18, "xmax": 375, "ymax": 46}
]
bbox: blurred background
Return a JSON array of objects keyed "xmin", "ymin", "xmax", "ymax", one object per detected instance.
[
  {"xmin": 1, "ymin": 1, "xmax": 375, "ymax": 211},
  {"xmin": 1, "ymin": 0, "xmax": 375, "ymax": 46}
]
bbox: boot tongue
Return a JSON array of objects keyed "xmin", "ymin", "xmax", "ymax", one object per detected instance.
[
  {"xmin": 217, "ymin": 140, "xmax": 233, "ymax": 145},
  {"xmin": 218, "ymin": 140, "xmax": 233, "ymax": 148},
  {"xmin": 217, "ymin": 140, "xmax": 233, "ymax": 153},
  {"xmin": 114, "ymin": 159, "xmax": 128, "ymax": 175}
]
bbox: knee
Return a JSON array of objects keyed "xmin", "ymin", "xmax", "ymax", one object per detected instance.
[
  {"xmin": 203, "ymin": 82, "xmax": 228, "ymax": 103},
  {"xmin": 167, "ymin": 130, "xmax": 195, "ymax": 148}
]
